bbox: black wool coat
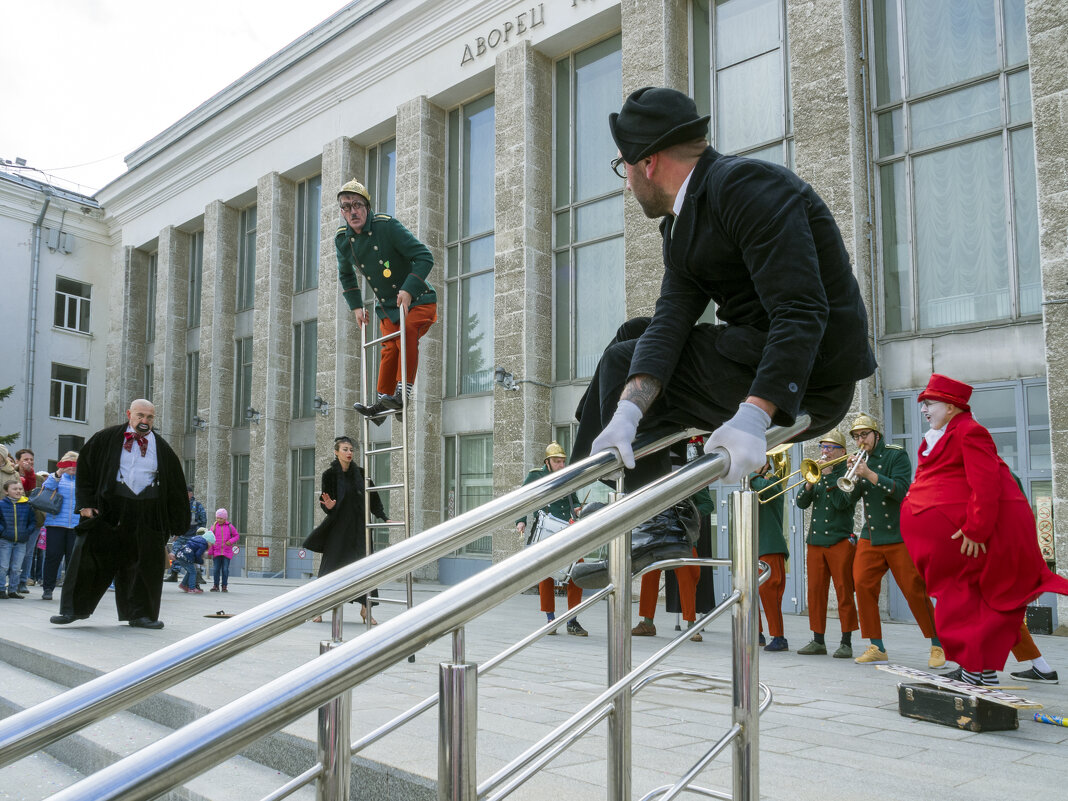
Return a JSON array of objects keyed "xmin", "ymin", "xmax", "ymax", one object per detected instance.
[{"xmin": 303, "ymin": 459, "xmax": 387, "ymax": 577}]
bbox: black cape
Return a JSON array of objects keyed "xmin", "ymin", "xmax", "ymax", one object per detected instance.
[{"xmin": 302, "ymin": 459, "xmax": 386, "ymax": 577}]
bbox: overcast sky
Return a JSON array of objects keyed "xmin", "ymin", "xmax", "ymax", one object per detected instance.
[{"xmin": 1, "ymin": 0, "xmax": 352, "ymax": 196}]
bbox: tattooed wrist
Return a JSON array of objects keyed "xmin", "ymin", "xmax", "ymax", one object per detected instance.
[{"xmin": 620, "ymin": 375, "xmax": 661, "ymax": 414}]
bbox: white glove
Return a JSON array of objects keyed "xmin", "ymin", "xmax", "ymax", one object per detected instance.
[
  {"xmin": 705, "ymin": 402, "xmax": 772, "ymax": 484},
  {"xmin": 590, "ymin": 400, "xmax": 643, "ymax": 469}
]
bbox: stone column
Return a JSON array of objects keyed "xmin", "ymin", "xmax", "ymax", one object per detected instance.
[
  {"xmin": 395, "ymin": 96, "xmax": 446, "ymax": 546},
  {"xmin": 248, "ymin": 172, "xmax": 296, "ymax": 573},
  {"xmin": 492, "ymin": 41, "xmax": 553, "ymax": 564},
  {"xmin": 319, "ymin": 138, "xmax": 366, "ymax": 466},
  {"xmin": 196, "ymin": 201, "xmax": 238, "ymax": 514},
  {"xmin": 1027, "ymin": 0, "xmax": 1068, "ymax": 625},
  {"xmin": 620, "ymin": 0, "xmax": 689, "ymax": 318},
  {"xmin": 153, "ymin": 226, "xmax": 190, "ymax": 444},
  {"xmin": 106, "ymin": 246, "xmax": 150, "ymax": 420}
]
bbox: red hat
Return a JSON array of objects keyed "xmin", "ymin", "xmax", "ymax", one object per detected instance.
[{"xmin": 918, "ymin": 374, "xmax": 972, "ymax": 411}]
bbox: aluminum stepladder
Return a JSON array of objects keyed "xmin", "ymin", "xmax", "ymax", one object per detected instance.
[{"xmin": 354, "ymin": 296, "xmax": 415, "ymax": 643}]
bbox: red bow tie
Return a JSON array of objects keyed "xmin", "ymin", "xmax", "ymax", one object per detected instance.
[{"xmin": 123, "ymin": 431, "xmax": 148, "ymax": 457}]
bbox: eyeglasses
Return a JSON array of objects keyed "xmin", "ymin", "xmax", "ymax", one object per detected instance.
[
  {"xmin": 339, "ymin": 201, "xmax": 368, "ymax": 213},
  {"xmin": 919, "ymin": 400, "xmax": 944, "ymax": 410},
  {"xmin": 819, "ymin": 443, "xmax": 843, "ymax": 451},
  {"xmin": 610, "ymin": 156, "xmax": 627, "ymax": 179}
]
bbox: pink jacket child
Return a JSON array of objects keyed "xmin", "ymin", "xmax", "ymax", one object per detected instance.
[{"xmin": 209, "ymin": 512, "xmax": 241, "ymax": 559}]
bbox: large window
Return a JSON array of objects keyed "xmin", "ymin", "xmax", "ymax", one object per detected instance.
[
  {"xmin": 49, "ymin": 364, "xmax": 87, "ymax": 422},
  {"xmin": 295, "ymin": 176, "xmax": 322, "ymax": 293},
  {"xmin": 871, "ymin": 0, "xmax": 1038, "ymax": 334},
  {"xmin": 54, "ymin": 277, "xmax": 91, "ymax": 333},
  {"xmin": 290, "ymin": 448, "xmax": 317, "ymax": 547},
  {"xmin": 146, "ymin": 253, "xmax": 158, "ymax": 343},
  {"xmin": 693, "ymin": 0, "xmax": 793, "ymax": 165},
  {"xmin": 237, "ymin": 205, "xmax": 257, "ymax": 311},
  {"xmin": 292, "ymin": 320, "xmax": 318, "ymax": 419},
  {"xmin": 231, "ymin": 454, "xmax": 250, "ymax": 535},
  {"xmin": 366, "ymin": 139, "xmax": 397, "ymax": 216},
  {"xmin": 185, "ymin": 351, "xmax": 200, "ymax": 433},
  {"xmin": 233, "ymin": 337, "xmax": 253, "ymax": 428},
  {"xmin": 445, "ymin": 93, "xmax": 495, "ymax": 397},
  {"xmin": 554, "ymin": 35, "xmax": 625, "ymax": 381},
  {"xmin": 443, "ymin": 434, "xmax": 493, "ymax": 556},
  {"xmin": 188, "ymin": 231, "xmax": 203, "ymax": 328}
]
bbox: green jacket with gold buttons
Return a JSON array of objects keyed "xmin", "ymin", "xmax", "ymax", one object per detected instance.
[
  {"xmin": 795, "ymin": 461, "xmax": 855, "ymax": 547},
  {"xmin": 335, "ymin": 213, "xmax": 436, "ymax": 323},
  {"xmin": 845, "ymin": 438, "xmax": 911, "ymax": 545},
  {"xmin": 749, "ymin": 473, "xmax": 789, "ymax": 557}
]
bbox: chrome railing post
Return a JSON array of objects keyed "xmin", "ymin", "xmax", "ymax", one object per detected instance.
[
  {"xmin": 439, "ymin": 628, "xmax": 476, "ymax": 801},
  {"xmin": 317, "ymin": 605, "xmax": 350, "ymax": 801},
  {"xmin": 730, "ymin": 485, "xmax": 760, "ymax": 801},
  {"xmin": 606, "ymin": 488, "xmax": 631, "ymax": 801}
]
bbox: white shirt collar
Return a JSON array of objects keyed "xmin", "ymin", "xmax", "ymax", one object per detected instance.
[
  {"xmin": 922, "ymin": 426, "xmax": 945, "ymax": 456},
  {"xmin": 672, "ymin": 166, "xmax": 696, "ymax": 218}
]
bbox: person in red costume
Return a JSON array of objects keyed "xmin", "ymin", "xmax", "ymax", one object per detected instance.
[{"xmin": 900, "ymin": 374, "xmax": 1068, "ymax": 686}]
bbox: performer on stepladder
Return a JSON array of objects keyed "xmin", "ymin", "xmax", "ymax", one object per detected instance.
[
  {"xmin": 335, "ymin": 179, "xmax": 437, "ymax": 425},
  {"xmin": 566, "ymin": 86, "xmax": 876, "ymax": 590},
  {"xmin": 516, "ymin": 443, "xmax": 588, "ymax": 637},
  {"xmin": 900, "ymin": 374, "xmax": 1068, "ymax": 686},
  {"xmin": 842, "ymin": 413, "xmax": 944, "ymax": 668}
]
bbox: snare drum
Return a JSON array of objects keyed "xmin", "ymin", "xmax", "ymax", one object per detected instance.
[{"xmin": 527, "ymin": 510, "xmax": 573, "ymax": 583}]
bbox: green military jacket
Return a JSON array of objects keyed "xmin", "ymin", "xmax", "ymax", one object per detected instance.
[
  {"xmin": 846, "ymin": 438, "xmax": 911, "ymax": 545},
  {"xmin": 795, "ymin": 461, "xmax": 855, "ymax": 547},
  {"xmin": 749, "ymin": 473, "xmax": 789, "ymax": 557},
  {"xmin": 516, "ymin": 464, "xmax": 580, "ymax": 527},
  {"xmin": 335, "ymin": 213, "xmax": 436, "ymax": 323}
]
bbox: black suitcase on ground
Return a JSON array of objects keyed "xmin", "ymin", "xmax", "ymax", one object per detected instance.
[{"xmin": 897, "ymin": 682, "xmax": 1018, "ymax": 732}]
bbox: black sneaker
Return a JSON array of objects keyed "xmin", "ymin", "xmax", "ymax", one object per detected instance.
[
  {"xmin": 1010, "ymin": 666, "xmax": 1059, "ymax": 684},
  {"xmin": 567, "ymin": 620, "xmax": 589, "ymax": 637},
  {"xmin": 943, "ymin": 667, "xmax": 963, "ymax": 682},
  {"xmin": 764, "ymin": 636, "xmax": 789, "ymax": 652}
]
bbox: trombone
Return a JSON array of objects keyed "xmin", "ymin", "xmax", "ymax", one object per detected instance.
[
  {"xmin": 756, "ymin": 452, "xmax": 851, "ymax": 504},
  {"xmin": 836, "ymin": 450, "xmax": 869, "ymax": 492}
]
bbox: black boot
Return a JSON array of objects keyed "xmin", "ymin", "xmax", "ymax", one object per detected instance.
[
  {"xmin": 570, "ymin": 499, "xmax": 699, "ymax": 589},
  {"xmin": 353, "ymin": 394, "xmax": 402, "ymax": 425}
]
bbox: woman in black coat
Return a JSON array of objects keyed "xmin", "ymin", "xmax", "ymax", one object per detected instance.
[{"xmin": 303, "ymin": 436, "xmax": 387, "ymax": 623}]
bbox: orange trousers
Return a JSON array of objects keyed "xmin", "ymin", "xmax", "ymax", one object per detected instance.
[
  {"xmin": 806, "ymin": 540, "xmax": 859, "ymax": 635},
  {"xmin": 638, "ymin": 561, "xmax": 700, "ymax": 622},
  {"xmin": 758, "ymin": 553, "xmax": 787, "ymax": 638},
  {"xmin": 376, "ymin": 303, "xmax": 437, "ymax": 395},
  {"xmin": 1012, "ymin": 621, "xmax": 1040, "ymax": 662},
  {"xmin": 853, "ymin": 538, "xmax": 936, "ymax": 640},
  {"xmin": 539, "ymin": 577, "xmax": 582, "ymax": 614}
]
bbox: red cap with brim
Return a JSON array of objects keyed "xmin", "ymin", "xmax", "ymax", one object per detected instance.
[{"xmin": 918, "ymin": 374, "xmax": 972, "ymax": 411}]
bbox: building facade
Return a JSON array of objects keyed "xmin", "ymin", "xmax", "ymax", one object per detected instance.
[{"xmin": 7, "ymin": 0, "xmax": 1062, "ymax": 619}]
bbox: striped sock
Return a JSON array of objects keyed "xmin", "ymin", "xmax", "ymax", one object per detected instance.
[
  {"xmin": 961, "ymin": 670, "xmax": 982, "ymax": 686},
  {"xmin": 981, "ymin": 670, "xmax": 999, "ymax": 686}
]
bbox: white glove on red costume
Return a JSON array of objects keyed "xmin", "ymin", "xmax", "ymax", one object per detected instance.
[{"xmin": 705, "ymin": 402, "xmax": 772, "ymax": 483}]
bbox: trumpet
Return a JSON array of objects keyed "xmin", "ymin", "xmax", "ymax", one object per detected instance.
[
  {"xmin": 755, "ymin": 452, "xmax": 851, "ymax": 504},
  {"xmin": 836, "ymin": 449, "xmax": 869, "ymax": 493}
]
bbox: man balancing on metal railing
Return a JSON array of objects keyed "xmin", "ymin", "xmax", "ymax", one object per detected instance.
[
  {"xmin": 569, "ymin": 87, "xmax": 876, "ymax": 589},
  {"xmin": 335, "ymin": 179, "xmax": 437, "ymax": 425}
]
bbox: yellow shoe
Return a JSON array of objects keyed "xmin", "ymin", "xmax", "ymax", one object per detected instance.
[
  {"xmin": 929, "ymin": 646, "xmax": 946, "ymax": 669},
  {"xmin": 854, "ymin": 645, "xmax": 888, "ymax": 664}
]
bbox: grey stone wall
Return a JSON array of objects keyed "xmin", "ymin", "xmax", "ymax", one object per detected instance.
[
  {"xmin": 154, "ymin": 227, "xmax": 190, "ymax": 445},
  {"xmin": 620, "ymin": 0, "xmax": 689, "ymax": 319},
  {"xmin": 1028, "ymin": 0, "xmax": 1068, "ymax": 623},
  {"xmin": 195, "ymin": 201, "xmax": 238, "ymax": 516},
  {"xmin": 107, "ymin": 247, "xmax": 150, "ymax": 421},
  {"xmin": 396, "ymin": 96, "xmax": 446, "ymax": 575},
  {"xmin": 492, "ymin": 41, "xmax": 554, "ymax": 564},
  {"xmin": 247, "ymin": 173, "xmax": 296, "ymax": 574}
]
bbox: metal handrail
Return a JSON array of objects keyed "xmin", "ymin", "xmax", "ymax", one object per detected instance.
[
  {"xmin": 41, "ymin": 416, "xmax": 809, "ymax": 801},
  {"xmin": 0, "ymin": 427, "xmax": 695, "ymax": 766}
]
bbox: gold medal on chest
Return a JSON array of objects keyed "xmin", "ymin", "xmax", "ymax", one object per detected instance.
[{"xmin": 382, "ymin": 260, "xmax": 391, "ymax": 278}]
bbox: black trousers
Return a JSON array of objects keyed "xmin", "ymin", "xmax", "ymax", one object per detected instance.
[
  {"xmin": 572, "ymin": 317, "xmax": 855, "ymax": 492},
  {"xmin": 43, "ymin": 526, "xmax": 77, "ymax": 593},
  {"xmin": 60, "ymin": 498, "xmax": 168, "ymax": 622}
]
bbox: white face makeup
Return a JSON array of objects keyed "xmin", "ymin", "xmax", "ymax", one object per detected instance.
[{"xmin": 920, "ymin": 400, "xmax": 952, "ymax": 431}]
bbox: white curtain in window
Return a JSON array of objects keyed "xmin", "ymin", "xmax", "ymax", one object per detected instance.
[
  {"xmin": 904, "ymin": 0, "xmax": 997, "ymax": 96},
  {"xmin": 575, "ymin": 238, "xmax": 625, "ymax": 378}
]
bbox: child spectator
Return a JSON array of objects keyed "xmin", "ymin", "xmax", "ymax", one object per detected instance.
[
  {"xmin": 174, "ymin": 529, "xmax": 215, "ymax": 594},
  {"xmin": 0, "ymin": 478, "xmax": 33, "ymax": 598},
  {"xmin": 208, "ymin": 509, "xmax": 240, "ymax": 592}
]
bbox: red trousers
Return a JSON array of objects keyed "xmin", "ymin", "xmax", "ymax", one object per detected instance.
[
  {"xmin": 639, "ymin": 560, "xmax": 700, "ymax": 622},
  {"xmin": 853, "ymin": 538, "xmax": 937, "ymax": 640},
  {"xmin": 758, "ymin": 553, "xmax": 786, "ymax": 637},
  {"xmin": 539, "ymin": 577, "xmax": 582, "ymax": 614},
  {"xmin": 806, "ymin": 539, "xmax": 858, "ymax": 635},
  {"xmin": 376, "ymin": 303, "xmax": 437, "ymax": 395}
]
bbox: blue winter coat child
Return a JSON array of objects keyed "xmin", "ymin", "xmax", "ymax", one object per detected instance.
[
  {"xmin": 0, "ymin": 494, "xmax": 34, "ymax": 544},
  {"xmin": 178, "ymin": 530, "xmax": 216, "ymax": 565}
]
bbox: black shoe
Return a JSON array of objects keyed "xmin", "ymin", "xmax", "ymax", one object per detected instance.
[
  {"xmin": 943, "ymin": 667, "xmax": 963, "ymax": 682},
  {"xmin": 570, "ymin": 501, "xmax": 698, "ymax": 589},
  {"xmin": 0, "ymin": 592, "xmax": 8, "ymax": 599},
  {"xmin": 50, "ymin": 613, "xmax": 89, "ymax": 625},
  {"xmin": 1011, "ymin": 666, "xmax": 1059, "ymax": 684},
  {"xmin": 764, "ymin": 636, "xmax": 789, "ymax": 652},
  {"xmin": 42, "ymin": 590, "xmax": 53, "ymax": 601},
  {"xmin": 567, "ymin": 619, "xmax": 589, "ymax": 637},
  {"xmin": 7, "ymin": 592, "xmax": 24, "ymax": 600},
  {"xmin": 129, "ymin": 617, "xmax": 165, "ymax": 629},
  {"xmin": 163, "ymin": 573, "xmax": 179, "ymax": 583},
  {"xmin": 353, "ymin": 400, "xmax": 390, "ymax": 426},
  {"xmin": 758, "ymin": 634, "xmax": 766, "ymax": 647}
]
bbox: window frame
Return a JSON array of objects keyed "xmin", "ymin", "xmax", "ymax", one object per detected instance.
[
  {"xmin": 442, "ymin": 433, "xmax": 494, "ymax": 557},
  {"xmin": 289, "ymin": 447, "xmax": 317, "ymax": 547},
  {"xmin": 49, "ymin": 363, "xmax": 88, "ymax": 423},
  {"xmin": 295, "ymin": 176, "xmax": 322, "ymax": 293},
  {"xmin": 236, "ymin": 205, "xmax": 258, "ymax": 312},
  {"xmin": 188, "ymin": 231, "xmax": 204, "ymax": 328},
  {"xmin": 54, "ymin": 276, "xmax": 91, "ymax": 334},
  {"xmin": 291, "ymin": 319, "xmax": 318, "ymax": 419},
  {"xmin": 233, "ymin": 336, "xmax": 253, "ymax": 428}
]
